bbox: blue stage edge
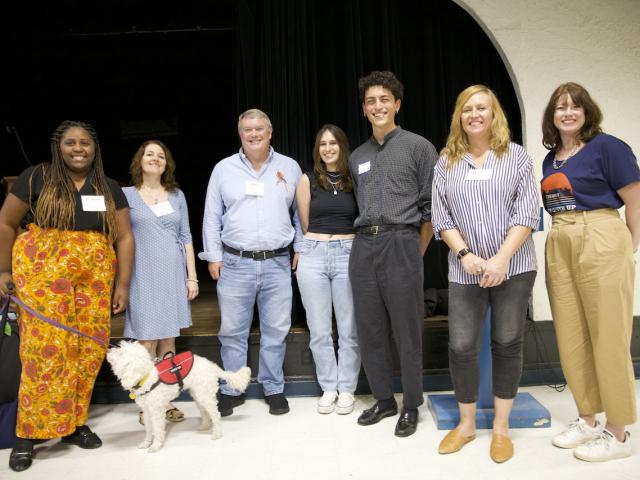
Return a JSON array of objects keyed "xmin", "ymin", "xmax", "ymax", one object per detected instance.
[
  {"xmin": 427, "ymin": 392, "xmax": 551, "ymax": 430},
  {"xmin": 427, "ymin": 308, "xmax": 552, "ymax": 430}
]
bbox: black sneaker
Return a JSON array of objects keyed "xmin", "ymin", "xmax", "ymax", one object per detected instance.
[
  {"xmin": 265, "ymin": 393, "xmax": 290, "ymax": 415},
  {"xmin": 61, "ymin": 425, "xmax": 102, "ymax": 449},
  {"xmin": 217, "ymin": 393, "xmax": 246, "ymax": 417}
]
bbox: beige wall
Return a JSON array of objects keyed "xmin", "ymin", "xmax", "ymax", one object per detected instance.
[{"xmin": 455, "ymin": 0, "xmax": 640, "ymax": 320}]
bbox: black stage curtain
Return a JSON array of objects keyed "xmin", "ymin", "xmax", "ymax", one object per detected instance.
[{"xmin": 234, "ymin": 0, "xmax": 521, "ymax": 173}]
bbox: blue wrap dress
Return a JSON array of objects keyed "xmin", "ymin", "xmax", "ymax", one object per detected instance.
[{"xmin": 122, "ymin": 187, "xmax": 193, "ymax": 339}]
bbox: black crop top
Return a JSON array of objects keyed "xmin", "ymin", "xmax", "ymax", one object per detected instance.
[
  {"xmin": 11, "ymin": 164, "xmax": 129, "ymax": 231},
  {"xmin": 307, "ymin": 171, "xmax": 357, "ymax": 234}
]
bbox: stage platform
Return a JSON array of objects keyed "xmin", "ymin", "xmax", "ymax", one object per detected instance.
[
  {"xmin": 96, "ymin": 280, "xmax": 577, "ymax": 403},
  {"xmin": 96, "ymin": 280, "xmax": 452, "ymax": 402}
]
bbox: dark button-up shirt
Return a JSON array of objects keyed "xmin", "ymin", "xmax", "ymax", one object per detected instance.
[{"xmin": 349, "ymin": 127, "xmax": 437, "ymax": 228}]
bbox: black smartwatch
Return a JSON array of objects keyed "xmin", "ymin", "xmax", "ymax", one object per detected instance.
[{"xmin": 456, "ymin": 247, "xmax": 472, "ymax": 260}]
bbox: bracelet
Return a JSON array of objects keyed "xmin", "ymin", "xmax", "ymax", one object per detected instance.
[{"xmin": 187, "ymin": 279, "xmax": 199, "ymax": 283}]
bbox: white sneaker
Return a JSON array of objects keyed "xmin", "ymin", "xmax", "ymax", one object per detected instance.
[
  {"xmin": 552, "ymin": 418, "xmax": 601, "ymax": 448},
  {"xmin": 317, "ymin": 391, "xmax": 337, "ymax": 414},
  {"xmin": 574, "ymin": 430, "xmax": 632, "ymax": 462},
  {"xmin": 335, "ymin": 392, "xmax": 355, "ymax": 415}
]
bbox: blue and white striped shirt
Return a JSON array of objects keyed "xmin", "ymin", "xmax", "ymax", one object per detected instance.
[{"xmin": 432, "ymin": 143, "xmax": 538, "ymax": 284}]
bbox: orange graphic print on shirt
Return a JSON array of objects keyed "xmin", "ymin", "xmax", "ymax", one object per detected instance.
[{"xmin": 541, "ymin": 173, "xmax": 576, "ymax": 214}]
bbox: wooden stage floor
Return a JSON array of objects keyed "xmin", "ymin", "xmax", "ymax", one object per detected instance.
[{"xmin": 110, "ymin": 280, "xmax": 447, "ymax": 339}]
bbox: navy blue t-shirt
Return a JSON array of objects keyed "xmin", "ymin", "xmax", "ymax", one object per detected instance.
[{"xmin": 541, "ymin": 133, "xmax": 640, "ymax": 214}]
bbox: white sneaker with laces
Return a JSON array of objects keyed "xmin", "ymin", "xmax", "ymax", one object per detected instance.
[
  {"xmin": 335, "ymin": 392, "xmax": 355, "ymax": 415},
  {"xmin": 552, "ymin": 418, "xmax": 601, "ymax": 448},
  {"xmin": 317, "ymin": 391, "xmax": 337, "ymax": 414},
  {"xmin": 573, "ymin": 429, "xmax": 632, "ymax": 462}
]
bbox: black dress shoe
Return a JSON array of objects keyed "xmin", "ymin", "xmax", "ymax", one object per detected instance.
[
  {"xmin": 217, "ymin": 393, "xmax": 247, "ymax": 417},
  {"xmin": 61, "ymin": 425, "xmax": 102, "ymax": 449},
  {"xmin": 9, "ymin": 439, "xmax": 34, "ymax": 472},
  {"xmin": 357, "ymin": 401, "xmax": 398, "ymax": 426},
  {"xmin": 394, "ymin": 409, "xmax": 418, "ymax": 437}
]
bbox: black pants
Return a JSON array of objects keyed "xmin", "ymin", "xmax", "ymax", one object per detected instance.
[{"xmin": 349, "ymin": 228, "xmax": 424, "ymax": 409}]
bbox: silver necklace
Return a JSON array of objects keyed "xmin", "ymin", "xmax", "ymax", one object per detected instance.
[
  {"xmin": 141, "ymin": 185, "xmax": 162, "ymax": 204},
  {"xmin": 553, "ymin": 144, "xmax": 580, "ymax": 170},
  {"xmin": 326, "ymin": 173, "xmax": 341, "ymax": 195}
]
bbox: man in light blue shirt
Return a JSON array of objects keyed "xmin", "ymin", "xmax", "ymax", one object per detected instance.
[{"xmin": 200, "ymin": 109, "xmax": 302, "ymax": 416}]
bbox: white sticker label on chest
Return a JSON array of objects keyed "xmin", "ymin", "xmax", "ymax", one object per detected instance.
[
  {"xmin": 245, "ymin": 181, "xmax": 265, "ymax": 196},
  {"xmin": 150, "ymin": 201, "xmax": 174, "ymax": 217},
  {"xmin": 81, "ymin": 195, "xmax": 106, "ymax": 212},
  {"xmin": 358, "ymin": 161, "xmax": 371, "ymax": 175},
  {"xmin": 465, "ymin": 169, "xmax": 493, "ymax": 181}
]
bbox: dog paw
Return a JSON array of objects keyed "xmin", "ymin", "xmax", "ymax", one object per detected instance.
[
  {"xmin": 138, "ymin": 440, "xmax": 152, "ymax": 449},
  {"xmin": 211, "ymin": 428, "xmax": 223, "ymax": 440},
  {"xmin": 197, "ymin": 421, "xmax": 212, "ymax": 431},
  {"xmin": 148, "ymin": 443, "xmax": 163, "ymax": 453}
]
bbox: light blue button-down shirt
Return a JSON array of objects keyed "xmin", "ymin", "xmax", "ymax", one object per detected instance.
[{"xmin": 199, "ymin": 147, "xmax": 303, "ymax": 263}]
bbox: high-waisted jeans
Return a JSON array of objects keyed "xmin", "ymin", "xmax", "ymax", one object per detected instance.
[{"xmin": 296, "ymin": 238, "xmax": 360, "ymax": 393}]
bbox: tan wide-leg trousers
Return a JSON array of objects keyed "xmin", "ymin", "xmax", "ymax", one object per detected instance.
[{"xmin": 545, "ymin": 209, "xmax": 636, "ymax": 426}]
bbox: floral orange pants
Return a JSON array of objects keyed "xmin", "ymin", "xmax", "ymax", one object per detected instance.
[{"xmin": 12, "ymin": 224, "xmax": 116, "ymax": 439}]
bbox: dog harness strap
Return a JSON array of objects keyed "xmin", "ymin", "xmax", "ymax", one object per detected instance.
[{"xmin": 155, "ymin": 351, "xmax": 194, "ymax": 389}]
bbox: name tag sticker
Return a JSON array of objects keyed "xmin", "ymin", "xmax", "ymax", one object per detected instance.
[
  {"xmin": 245, "ymin": 180, "xmax": 265, "ymax": 196},
  {"xmin": 358, "ymin": 161, "xmax": 371, "ymax": 175},
  {"xmin": 465, "ymin": 169, "xmax": 493, "ymax": 181},
  {"xmin": 150, "ymin": 201, "xmax": 174, "ymax": 217},
  {"xmin": 81, "ymin": 195, "xmax": 106, "ymax": 212}
]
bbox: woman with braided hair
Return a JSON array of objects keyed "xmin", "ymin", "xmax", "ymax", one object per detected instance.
[{"xmin": 0, "ymin": 120, "xmax": 134, "ymax": 472}]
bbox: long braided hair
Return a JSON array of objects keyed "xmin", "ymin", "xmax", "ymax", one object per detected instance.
[{"xmin": 31, "ymin": 120, "xmax": 118, "ymax": 242}]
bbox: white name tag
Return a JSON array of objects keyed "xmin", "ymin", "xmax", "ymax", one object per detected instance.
[
  {"xmin": 465, "ymin": 169, "xmax": 493, "ymax": 181},
  {"xmin": 245, "ymin": 180, "xmax": 265, "ymax": 196},
  {"xmin": 358, "ymin": 161, "xmax": 371, "ymax": 175},
  {"xmin": 150, "ymin": 201, "xmax": 174, "ymax": 217},
  {"xmin": 81, "ymin": 195, "xmax": 106, "ymax": 212}
]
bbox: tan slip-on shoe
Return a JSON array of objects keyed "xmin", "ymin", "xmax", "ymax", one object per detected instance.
[
  {"xmin": 438, "ymin": 427, "xmax": 477, "ymax": 454},
  {"xmin": 490, "ymin": 433, "xmax": 514, "ymax": 463}
]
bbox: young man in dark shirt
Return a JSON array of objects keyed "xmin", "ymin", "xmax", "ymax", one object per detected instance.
[{"xmin": 349, "ymin": 70, "xmax": 437, "ymax": 437}]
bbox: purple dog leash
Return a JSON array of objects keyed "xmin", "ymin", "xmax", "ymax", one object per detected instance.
[{"xmin": 2, "ymin": 294, "xmax": 108, "ymax": 347}]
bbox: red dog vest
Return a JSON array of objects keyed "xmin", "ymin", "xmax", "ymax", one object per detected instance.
[{"xmin": 156, "ymin": 351, "xmax": 194, "ymax": 386}]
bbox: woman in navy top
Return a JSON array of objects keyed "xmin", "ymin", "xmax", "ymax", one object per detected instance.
[
  {"xmin": 541, "ymin": 82, "xmax": 640, "ymax": 462},
  {"xmin": 295, "ymin": 124, "xmax": 360, "ymax": 415}
]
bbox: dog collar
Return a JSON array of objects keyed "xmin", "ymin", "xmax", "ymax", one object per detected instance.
[{"xmin": 129, "ymin": 373, "xmax": 150, "ymax": 399}]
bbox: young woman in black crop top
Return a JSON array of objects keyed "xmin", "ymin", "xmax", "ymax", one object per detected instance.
[{"xmin": 295, "ymin": 124, "xmax": 360, "ymax": 415}]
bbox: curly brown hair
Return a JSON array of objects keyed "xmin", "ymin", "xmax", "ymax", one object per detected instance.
[
  {"xmin": 358, "ymin": 71, "xmax": 404, "ymax": 103},
  {"xmin": 542, "ymin": 82, "xmax": 603, "ymax": 151},
  {"xmin": 129, "ymin": 140, "xmax": 179, "ymax": 191},
  {"xmin": 312, "ymin": 124, "xmax": 352, "ymax": 192}
]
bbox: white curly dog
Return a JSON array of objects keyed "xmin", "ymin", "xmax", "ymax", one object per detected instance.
[{"xmin": 107, "ymin": 340, "xmax": 251, "ymax": 452}]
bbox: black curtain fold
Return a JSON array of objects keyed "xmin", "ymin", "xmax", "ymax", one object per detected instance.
[{"xmin": 235, "ymin": 0, "xmax": 521, "ymax": 174}]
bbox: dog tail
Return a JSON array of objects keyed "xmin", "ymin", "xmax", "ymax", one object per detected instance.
[{"xmin": 216, "ymin": 365, "xmax": 251, "ymax": 392}]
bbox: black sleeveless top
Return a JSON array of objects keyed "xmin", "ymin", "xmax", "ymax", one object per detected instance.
[{"xmin": 307, "ymin": 171, "xmax": 357, "ymax": 234}]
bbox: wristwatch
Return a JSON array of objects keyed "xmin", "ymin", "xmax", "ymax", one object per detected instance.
[{"xmin": 456, "ymin": 247, "xmax": 472, "ymax": 260}]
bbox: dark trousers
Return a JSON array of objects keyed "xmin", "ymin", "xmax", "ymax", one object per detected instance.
[
  {"xmin": 349, "ymin": 228, "xmax": 424, "ymax": 409},
  {"xmin": 448, "ymin": 271, "xmax": 536, "ymax": 403}
]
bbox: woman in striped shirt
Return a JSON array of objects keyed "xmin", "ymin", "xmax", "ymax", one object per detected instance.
[{"xmin": 432, "ymin": 85, "xmax": 539, "ymax": 463}]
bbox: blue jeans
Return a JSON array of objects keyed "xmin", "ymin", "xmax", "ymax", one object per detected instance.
[
  {"xmin": 296, "ymin": 238, "xmax": 360, "ymax": 393},
  {"xmin": 216, "ymin": 251, "xmax": 292, "ymax": 396}
]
